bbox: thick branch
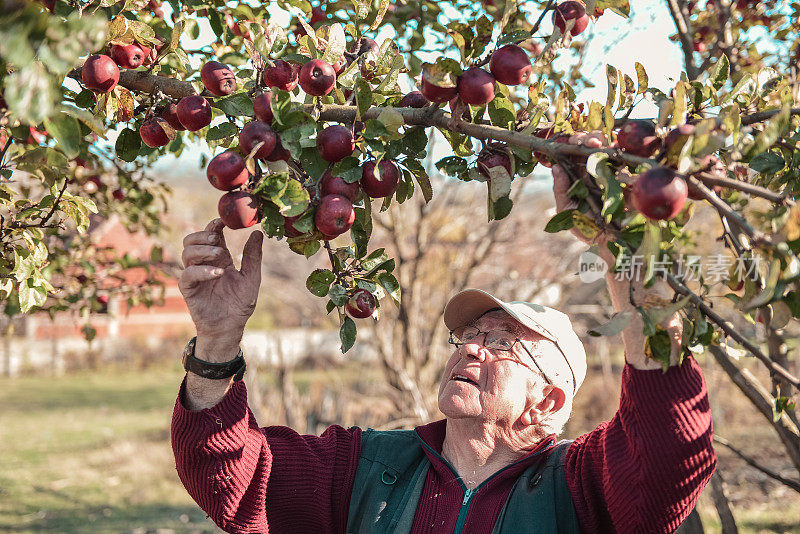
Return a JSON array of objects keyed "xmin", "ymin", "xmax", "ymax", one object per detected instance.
[
  {"xmin": 707, "ymin": 345, "xmax": 800, "ymax": 471},
  {"xmin": 695, "ymin": 171, "xmax": 792, "ymax": 205},
  {"xmin": 69, "ymin": 67, "xmax": 197, "ymax": 100},
  {"xmin": 665, "ymin": 0, "xmax": 699, "ymax": 80},
  {"xmin": 714, "ymin": 435, "xmax": 800, "ymax": 493}
]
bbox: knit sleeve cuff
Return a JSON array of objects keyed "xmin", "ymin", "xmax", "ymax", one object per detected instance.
[
  {"xmin": 172, "ymin": 377, "xmax": 252, "ymax": 449},
  {"xmin": 621, "ymin": 354, "xmax": 705, "ymax": 401}
]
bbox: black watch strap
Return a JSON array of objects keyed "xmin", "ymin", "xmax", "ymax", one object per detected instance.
[{"xmin": 182, "ymin": 336, "xmax": 246, "ymax": 380}]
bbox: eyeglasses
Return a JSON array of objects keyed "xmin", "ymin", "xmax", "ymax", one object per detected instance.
[{"xmin": 448, "ymin": 326, "xmax": 553, "ymax": 385}]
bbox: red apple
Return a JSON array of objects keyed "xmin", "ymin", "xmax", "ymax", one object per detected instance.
[
  {"xmin": 315, "ymin": 194, "xmax": 355, "ymax": 237},
  {"xmin": 489, "ymin": 44, "xmax": 532, "ymax": 86},
  {"xmin": 160, "ymin": 103, "xmax": 185, "ymax": 131},
  {"xmin": 207, "ymin": 151, "xmax": 249, "ymax": 191},
  {"xmin": 112, "ymin": 189, "xmax": 125, "ymax": 200},
  {"xmin": 239, "ymin": 121, "xmax": 277, "ymax": 159},
  {"xmin": 176, "ymin": 95, "xmax": 212, "ymax": 131},
  {"xmin": 617, "ymin": 120, "xmax": 661, "ymax": 157},
  {"xmin": 218, "ymin": 191, "xmax": 260, "ymax": 229},
  {"xmin": 200, "ymin": 61, "xmax": 237, "ymax": 96},
  {"xmin": 263, "ymin": 60, "xmax": 299, "ymax": 91},
  {"xmin": 317, "ymin": 125, "xmax": 355, "ymax": 162},
  {"xmin": 310, "ymin": 6, "xmax": 326, "ymax": 25},
  {"xmin": 457, "ymin": 67, "xmax": 496, "ymax": 106},
  {"xmin": 266, "ymin": 137, "xmax": 291, "ymax": 162},
  {"xmin": 320, "ymin": 169, "xmax": 359, "ymax": 201},
  {"xmin": 631, "ymin": 167, "xmax": 688, "ymax": 220},
  {"xmin": 253, "ymin": 91, "xmax": 274, "ymax": 123},
  {"xmin": 82, "ymin": 55, "xmax": 120, "ymax": 93},
  {"xmin": 284, "ymin": 214, "xmax": 305, "ymax": 237},
  {"xmin": 332, "ymin": 57, "xmax": 347, "ymax": 75},
  {"xmin": 420, "ymin": 77, "xmax": 457, "ymax": 103},
  {"xmin": 477, "ymin": 143, "xmax": 512, "ymax": 179},
  {"xmin": 299, "ymin": 59, "xmax": 336, "ymax": 96},
  {"xmin": 553, "ymin": 1, "xmax": 590, "ymax": 36},
  {"xmin": 398, "ymin": 91, "xmax": 430, "ymax": 108},
  {"xmin": 140, "ymin": 118, "xmax": 170, "ymax": 148},
  {"xmin": 346, "ymin": 288, "xmax": 376, "ymax": 319},
  {"xmin": 361, "ymin": 160, "xmax": 400, "ymax": 198},
  {"xmin": 110, "ymin": 44, "xmax": 147, "ymax": 69}
]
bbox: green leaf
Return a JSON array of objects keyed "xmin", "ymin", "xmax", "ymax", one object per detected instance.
[
  {"xmin": 405, "ymin": 159, "xmax": 433, "ymax": 203},
  {"xmin": 605, "ymin": 64, "xmax": 618, "ymax": 110},
  {"xmin": 712, "ymin": 55, "xmax": 730, "ymax": 91},
  {"xmin": 544, "ymin": 209, "xmax": 575, "ymax": 233},
  {"xmin": 749, "ymin": 151, "xmax": 785, "ymax": 174},
  {"xmin": 588, "ymin": 310, "xmax": 634, "ymax": 337},
  {"xmin": 340, "ymin": 316, "xmax": 357, "ymax": 353},
  {"xmin": 634, "ymin": 62, "xmax": 648, "ymax": 94},
  {"xmin": 306, "ymin": 268, "xmax": 335, "ymax": 297},
  {"xmin": 355, "ymin": 78, "xmax": 373, "ymax": 120},
  {"xmin": 115, "ymin": 128, "xmax": 142, "ymax": 162},
  {"xmin": 206, "ymin": 122, "xmax": 239, "ymax": 141},
  {"xmin": 329, "ymin": 283, "xmax": 348, "ymax": 306},
  {"xmin": 322, "ymin": 23, "xmax": 347, "ymax": 63},
  {"xmin": 436, "ymin": 156, "xmax": 467, "ymax": 177},
  {"xmin": 376, "ymin": 272, "xmax": 400, "ymax": 305},
  {"xmin": 487, "ymin": 96, "xmax": 515, "ymax": 130},
  {"xmin": 214, "ymin": 93, "xmax": 254, "ymax": 117},
  {"xmin": 44, "ymin": 113, "xmax": 81, "ymax": 159}
]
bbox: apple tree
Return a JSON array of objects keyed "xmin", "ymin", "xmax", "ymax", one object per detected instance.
[{"xmin": 2, "ymin": 0, "xmax": 800, "ymax": 502}]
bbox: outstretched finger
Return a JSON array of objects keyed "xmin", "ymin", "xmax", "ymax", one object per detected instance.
[
  {"xmin": 179, "ymin": 265, "xmax": 224, "ymax": 294},
  {"xmin": 552, "ymin": 165, "xmax": 575, "ymax": 213},
  {"xmin": 240, "ymin": 230, "xmax": 263, "ymax": 283}
]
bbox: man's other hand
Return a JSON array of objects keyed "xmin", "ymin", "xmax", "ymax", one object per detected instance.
[{"xmin": 179, "ymin": 218, "xmax": 264, "ymax": 356}]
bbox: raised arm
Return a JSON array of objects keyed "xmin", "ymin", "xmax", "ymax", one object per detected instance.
[
  {"xmin": 172, "ymin": 220, "xmax": 362, "ymax": 533},
  {"xmin": 550, "ymin": 139, "xmax": 716, "ymax": 532},
  {"xmin": 178, "ymin": 218, "xmax": 263, "ymax": 410}
]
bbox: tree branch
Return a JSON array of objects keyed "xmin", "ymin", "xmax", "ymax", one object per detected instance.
[
  {"xmin": 664, "ymin": 0, "xmax": 699, "ymax": 80},
  {"xmin": 68, "ymin": 67, "xmax": 198, "ymax": 100},
  {"xmin": 714, "ymin": 435, "xmax": 800, "ymax": 493},
  {"xmin": 667, "ymin": 276, "xmax": 800, "ymax": 390}
]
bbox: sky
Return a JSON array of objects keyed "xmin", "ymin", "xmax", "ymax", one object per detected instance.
[{"xmin": 139, "ymin": 2, "xmax": 685, "ymax": 179}]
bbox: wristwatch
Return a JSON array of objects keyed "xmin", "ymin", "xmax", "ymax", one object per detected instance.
[{"xmin": 182, "ymin": 336, "xmax": 246, "ymax": 381}]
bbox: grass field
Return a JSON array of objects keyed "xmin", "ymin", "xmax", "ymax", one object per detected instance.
[
  {"xmin": 0, "ymin": 364, "xmax": 220, "ymax": 533},
  {"xmin": 1, "ymin": 361, "xmax": 799, "ymax": 533}
]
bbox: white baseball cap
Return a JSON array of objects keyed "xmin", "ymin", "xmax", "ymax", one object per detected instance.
[{"xmin": 444, "ymin": 288, "xmax": 587, "ymax": 395}]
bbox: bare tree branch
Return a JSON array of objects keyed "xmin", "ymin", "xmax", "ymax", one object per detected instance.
[
  {"xmin": 714, "ymin": 435, "xmax": 800, "ymax": 494},
  {"xmin": 665, "ymin": 0, "xmax": 699, "ymax": 80}
]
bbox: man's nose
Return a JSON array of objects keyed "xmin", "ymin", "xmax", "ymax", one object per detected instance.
[{"xmin": 459, "ymin": 342, "xmax": 488, "ymax": 362}]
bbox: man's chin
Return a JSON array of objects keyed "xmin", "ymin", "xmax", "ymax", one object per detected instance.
[{"xmin": 438, "ymin": 393, "xmax": 480, "ymax": 418}]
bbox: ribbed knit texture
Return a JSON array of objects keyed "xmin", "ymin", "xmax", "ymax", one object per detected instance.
[
  {"xmin": 171, "ymin": 355, "xmax": 715, "ymax": 533},
  {"xmin": 565, "ymin": 355, "xmax": 716, "ymax": 533},
  {"xmin": 171, "ymin": 380, "xmax": 361, "ymax": 533}
]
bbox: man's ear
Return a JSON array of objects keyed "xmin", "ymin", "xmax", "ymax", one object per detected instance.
[
  {"xmin": 537, "ymin": 385, "xmax": 566, "ymax": 415},
  {"xmin": 521, "ymin": 385, "xmax": 566, "ymax": 426}
]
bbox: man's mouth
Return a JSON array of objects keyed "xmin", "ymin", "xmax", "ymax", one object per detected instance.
[{"xmin": 450, "ymin": 372, "xmax": 478, "ymax": 386}]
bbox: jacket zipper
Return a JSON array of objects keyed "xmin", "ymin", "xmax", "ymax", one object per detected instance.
[{"xmin": 418, "ymin": 438, "xmax": 555, "ymax": 534}]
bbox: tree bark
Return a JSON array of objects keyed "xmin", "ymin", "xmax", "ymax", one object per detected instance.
[{"xmin": 709, "ymin": 471, "xmax": 739, "ymax": 534}]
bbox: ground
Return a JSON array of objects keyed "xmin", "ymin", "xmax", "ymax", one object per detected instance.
[{"xmin": 0, "ymin": 356, "xmax": 798, "ymax": 533}]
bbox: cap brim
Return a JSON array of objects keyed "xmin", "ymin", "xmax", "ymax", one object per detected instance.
[{"xmin": 444, "ymin": 289, "xmax": 558, "ymax": 344}]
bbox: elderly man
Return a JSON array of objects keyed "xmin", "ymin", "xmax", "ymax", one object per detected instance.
[{"xmin": 171, "ymin": 157, "xmax": 716, "ymax": 533}]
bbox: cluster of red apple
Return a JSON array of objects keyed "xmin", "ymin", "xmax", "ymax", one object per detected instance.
[
  {"xmin": 417, "ymin": 1, "xmax": 589, "ymax": 109},
  {"xmin": 80, "ymin": 39, "xmax": 164, "ymax": 94}
]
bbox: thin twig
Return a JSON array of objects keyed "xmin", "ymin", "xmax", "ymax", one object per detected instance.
[
  {"xmin": 713, "ymin": 435, "xmax": 800, "ymax": 493},
  {"xmin": 665, "ymin": 273, "xmax": 800, "ymax": 389},
  {"xmin": 694, "ymin": 171, "xmax": 793, "ymax": 206}
]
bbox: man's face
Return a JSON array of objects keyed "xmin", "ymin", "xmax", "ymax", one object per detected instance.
[{"xmin": 438, "ymin": 310, "xmax": 555, "ymax": 425}]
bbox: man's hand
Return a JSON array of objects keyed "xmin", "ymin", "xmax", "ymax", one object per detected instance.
[
  {"xmin": 178, "ymin": 219, "xmax": 264, "ymax": 362},
  {"xmin": 549, "ymin": 132, "xmax": 683, "ymax": 370}
]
